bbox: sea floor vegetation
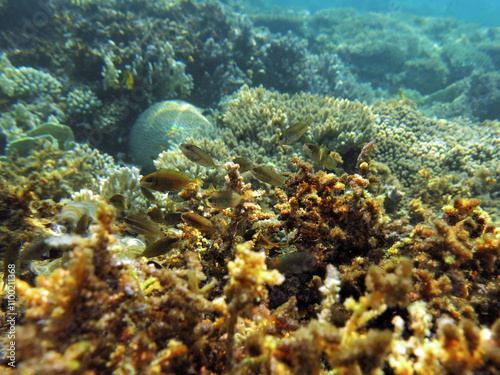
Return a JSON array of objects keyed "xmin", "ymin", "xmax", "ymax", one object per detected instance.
[{"xmin": 0, "ymin": 142, "xmax": 499, "ymax": 374}]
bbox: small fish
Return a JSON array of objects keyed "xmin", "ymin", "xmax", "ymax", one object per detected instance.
[
  {"xmin": 164, "ymin": 212, "xmax": 184, "ymax": 226},
  {"xmin": 256, "ymin": 233, "xmax": 280, "ymax": 249},
  {"xmin": 140, "ymin": 235, "xmax": 180, "ymax": 258},
  {"xmin": 270, "ymin": 252, "xmax": 317, "ymax": 275},
  {"xmin": 124, "ymin": 214, "xmax": 159, "ymax": 236},
  {"xmin": 236, "ymin": 217, "xmax": 250, "ymax": 237},
  {"xmin": 279, "ymin": 119, "xmax": 311, "ymax": 145},
  {"xmin": 140, "ymin": 169, "xmax": 193, "ymax": 193},
  {"xmin": 180, "ymin": 143, "xmax": 217, "ymax": 168},
  {"xmin": 207, "ymin": 191, "xmax": 243, "ymax": 209},
  {"xmin": 121, "ymin": 69, "xmax": 134, "ymax": 90},
  {"xmin": 181, "ymin": 212, "xmax": 216, "ymax": 231},
  {"xmin": 18, "ymin": 236, "xmax": 50, "ymax": 262},
  {"xmin": 148, "ymin": 206, "xmax": 164, "ymax": 224},
  {"xmin": 140, "ymin": 186, "xmax": 158, "ymax": 202},
  {"xmin": 250, "ymin": 166, "xmax": 286, "ymax": 186},
  {"xmin": 74, "ymin": 214, "xmax": 93, "ymax": 235},
  {"xmin": 399, "ymin": 87, "xmax": 405, "ymax": 100},
  {"xmin": 303, "ymin": 143, "xmax": 323, "ymax": 164},
  {"xmin": 232, "ymin": 157, "xmax": 254, "ymax": 173},
  {"xmin": 303, "ymin": 144, "xmax": 343, "ymax": 172},
  {"xmin": 109, "ymin": 194, "xmax": 127, "ymax": 211}
]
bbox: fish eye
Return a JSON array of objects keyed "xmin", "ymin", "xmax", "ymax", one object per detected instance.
[{"xmin": 146, "ymin": 177, "xmax": 153, "ymax": 183}]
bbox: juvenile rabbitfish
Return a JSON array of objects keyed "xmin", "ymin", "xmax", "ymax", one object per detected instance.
[
  {"xmin": 147, "ymin": 206, "xmax": 164, "ymax": 224},
  {"xmin": 140, "ymin": 168, "xmax": 193, "ymax": 193},
  {"xmin": 279, "ymin": 119, "xmax": 311, "ymax": 145},
  {"xmin": 181, "ymin": 212, "xmax": 216, "ymax": 231},
  {"xmin": 124, "ymin": 214, "xmax": 159, "ymax": 236},
  {"xmin": 140, "ymin": 235, "xmax": 180, "ymax": 258},
  {"xmin": 207, "ymin": 191, "xmax": 243, "ymax": 209},
  {"xmin": 232, "ymin": 157, "xmax": 254, "ymax": 173},
  {"xmin": 250, "ymin": 165, "xmax": 287, "ymax": 186},
  {"xmin": 74, "ymin": 214, "xmax": 93, "ymax": 235},
  {"xmin": 303, "ymin": 143, "xmax": 344, "ymax": 173},
  {"xmin": 109, "ymin": 194, "xmax": 127, "ymax": 211},
  {"xmin": 140, "ymin": 186, "xmax": 158, "ymax": 202},
  {"xmin": 270, "ymin": 252, "xmax": 317, "ymax": 275},
  {"xmin": 180, "ymin": 143, "xmax": 217, "ymax": 167}
]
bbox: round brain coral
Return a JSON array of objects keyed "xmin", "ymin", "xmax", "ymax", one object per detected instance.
[{"xmin": 129, "ymin": 100, "xmax": 212, "ymax": 172}]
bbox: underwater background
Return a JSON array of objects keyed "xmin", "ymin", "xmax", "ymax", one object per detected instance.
[
  {"xmin": 266, "ymin": 0, "xmax": 500, "ymax": 27},
  {"xmin": 0, "ymin": 0, "xmax": 499, "ymax": 373}
]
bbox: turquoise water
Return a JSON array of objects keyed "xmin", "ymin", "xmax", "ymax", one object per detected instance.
[{"xmin": 264, "ymin": 0, "xmax": 500, "ymax": 26}]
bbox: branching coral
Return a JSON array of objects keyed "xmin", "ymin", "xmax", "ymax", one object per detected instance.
[
  {"xmin": 0, "ymin": 53, "xmax": 62, "ymax": 99},
  {"xmin": 409, "ymin": 197, "xmax": 500, "ymax": 323},
  {"xmin": 224, "ymin": 241, "xmax": 285, "ymax": 366},
  {"xmin": 220, "ymin": 85, "xmax": 375, "ymax": 176},
  {"xmin": 99, "ymin": 165, "xmax": 147, "ymax": 214},
  {"xmin": 372, "ymin": 100, "xmax": 500, "ymax": 218}
]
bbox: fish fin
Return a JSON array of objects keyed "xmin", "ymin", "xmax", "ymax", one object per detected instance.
[
  {"xmin": 190, "ymin": 175, "xmax": 203, "ymax": 188},
  {"xmin": 206, "ymin": 184, "xmax": 216, "ymax": 194},
  {"xmin": 157, "ymin": 168, "xmax": 178, "ymax": 173}
]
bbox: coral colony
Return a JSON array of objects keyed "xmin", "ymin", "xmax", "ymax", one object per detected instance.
[{"xmin": 0, "ymin": 0, "xmax": 499, "ymax": 373}]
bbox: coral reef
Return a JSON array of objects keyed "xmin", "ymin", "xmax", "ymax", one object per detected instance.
[
  {"xmin": 0, "ymin": 1, "xmax": 499, "ymax": 374},
  {"xmin": 303, "ymin": 9, "xmax": 449, "ymax": 94},
  {"xmin": 298, "ymin": 7, "xmax": 500, "ymax": 119},
  {"xmin": 99, "ymin": 165, "xmax": 148, "ymax": 215}
]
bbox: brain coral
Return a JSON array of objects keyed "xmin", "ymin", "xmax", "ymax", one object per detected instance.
[{"xmin": 128, "ymin": 100, "xmax": 214, "ymax": 172}]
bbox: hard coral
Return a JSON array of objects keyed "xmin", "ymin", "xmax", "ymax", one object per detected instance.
[{"xmin": 220, "ymin": 85, "xmax": 374, "ymax": 175}]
